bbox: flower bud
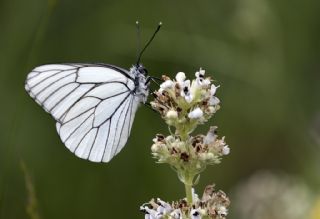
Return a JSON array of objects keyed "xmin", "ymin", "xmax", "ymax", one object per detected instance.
[
  {"xmin": 166, "ymin": 110, "xmax": 178, "ymax": 119},
  {"xmin": 165, "ymin": 135, "xmax": 175, "ymax": 143},
  {"xmin": 184, "ymin": 94, "xmax": 193, "ymax": 103},
  {"xmin": 198, "ymin": 153, "xmax": 207, "ymax": 161},
  {"xmin": 160, "ymin": 80, "xmax": 174, "ymax": 91},
  {"xmin": 176, "ymin": 72, "xmax": 186, "ymax": 82},
  {"xmin": 151, "ymin": 144, "xmax": 160, "ymax": 153},
  {"xmin": 209, "ymin": 96, "xmax": 220, "ymax": 106},
  {"xmin": 204, "ymin": 126, "xmax": 218, "ymax": 145},
  {"xmin": 206, "ymin": 152, "xmax": 215, "ymax": 160},
  {"xmin": 222, "ymin": 145, "xmax": 230, "ymax": 155},
  {"xmin": 210, "ymin": 84, "xmax": 220, "ymax": 96},
  {"xmin": 195, "ymin": 68, "xmax": 205, "ymax": 78},
  {"xmin": 188, "ymin": 108, "xmax": 204, "ymax": 119},
  {"xmin": 207, "ymin": 106, "xmax": 216, "ymax": 114}
]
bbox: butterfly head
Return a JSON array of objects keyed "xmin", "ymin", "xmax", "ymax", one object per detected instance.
[
  {"xmin": 130, "ymin": 64, "xmax": 148, "ymax": 77},
  {"xmin": 135, "ymin": 63, "xmax": 148, "ymax": 76}
]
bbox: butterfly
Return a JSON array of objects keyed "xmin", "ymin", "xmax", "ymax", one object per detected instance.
[{"xmin": 25, "ymin": 22, "xmax": 162, "ymax": 163}]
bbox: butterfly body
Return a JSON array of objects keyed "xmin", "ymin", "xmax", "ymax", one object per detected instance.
[
  {"xmin": 130, "ymin": 64, "xmax": 150, "ymax": 102},
  {"xmin": 25, "ymin": 63, "xmax": 150, "ymax": 162}
]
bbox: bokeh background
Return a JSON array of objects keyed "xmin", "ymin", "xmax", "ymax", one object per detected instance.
[{"xmin": 1, "ymin": 0, "xmax": 319, "ymax": 218}]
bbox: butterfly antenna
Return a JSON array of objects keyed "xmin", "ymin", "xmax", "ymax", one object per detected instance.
[
  {"xmin": 136, "ymin": 22, "xmax": 162, "ymax": 65},
  {"xmin": 136, "ymin": 21, "xmax": 141, "ymax": 62}
]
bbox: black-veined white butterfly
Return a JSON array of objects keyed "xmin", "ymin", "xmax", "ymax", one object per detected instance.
[{"xmin": 25, "ymin": 22, "xmax": 162, "ymax": 163}]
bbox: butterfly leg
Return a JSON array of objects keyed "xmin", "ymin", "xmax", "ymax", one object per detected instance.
[{"xmin": 145, "ymin": 76, "xmax": 163, "ymax": 86}]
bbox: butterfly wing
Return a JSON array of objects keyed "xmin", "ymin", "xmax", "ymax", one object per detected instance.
[{"xmin": 25, "ymin": 63, "xmax": 140, "ymax": 162}]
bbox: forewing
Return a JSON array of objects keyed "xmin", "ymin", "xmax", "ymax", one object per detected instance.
[{"xmin": 25, "ymin": 64, "xmax": 138, "ymax": 162}]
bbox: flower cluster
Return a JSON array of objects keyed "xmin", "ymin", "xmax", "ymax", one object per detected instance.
[
  {"xmin": 151, "ymin": 69, "xmax": 220, "ymax": 130},
  {"xmin": 140, "ymin": 185, "xmax": 230, "ymax": 219},
  {"xmin": 142, "ymin": 69, "xmax": 230, "ymax": 219},
  {"xmin": 150, "ymin": 69, "xmax": 229, "ymax": 183},
  {"xmin": 151, "ymin": 127, "xmax": 229, "ymax": 175}
]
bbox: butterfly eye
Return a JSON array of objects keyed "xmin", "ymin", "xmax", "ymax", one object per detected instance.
[
  {"xmin": 138, "ymin": 66, "xmax": 148, "ymax": 75},
  {"xmin": 142, "ymin": 68, "xmax": 148, "ymax": 75}
]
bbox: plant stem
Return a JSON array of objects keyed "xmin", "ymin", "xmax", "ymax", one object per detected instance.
[
  {"xmin": 185, "ymin": 181, "xmax": 193, "ymax": 204},
  {"xmin": 178, "ymin": 126, "xmax": 193, "ymax": 204},
  {"xmin": 183, "ymin": 171, "xmax": 194, "ymax": 204}
]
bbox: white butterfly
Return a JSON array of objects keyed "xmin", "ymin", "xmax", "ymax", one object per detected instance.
[{"xmin": 25, "ymin": 22, "xmax": 161, "ymax": 163}]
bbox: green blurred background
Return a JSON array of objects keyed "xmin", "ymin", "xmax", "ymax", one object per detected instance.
[{"xmin": 0, "ymin": 0, "xmax": 319, "ymax": 218}]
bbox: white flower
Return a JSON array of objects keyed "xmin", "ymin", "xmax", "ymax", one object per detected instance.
[
  {"xmin": 180, "ymin": 80, "xmax": 193, "ymax": 103},
  {"xmin": 222, "ymin": 145, "xmax": 230, "ymax": 155},
  {"xmin": 182, "ymin": 79, "xmax": 191, "ymax": 89},
  {"xmin": 165, "ymin": 135, "xmax": 175, "ymax": 143},
  {"xmin": 166, "ymin": 110, "xmax": 178, "ymax": 119},
  {"xmin": 140, "ymin": 206, "xmax": 161, "ymax": 219},
  {"xmin": 184, "ymin": 95, "xmax": 193, "ymax": 103},
  {"xmin": 210, "ymin": 84, "xmax": 220, "ymax": 96},
  {"xmin": 176, "ymin": 72, "xmax": 186, "ymax": 83},
  {"xmin": 159, "ymin": 80, "xmax": 174, "ymax": 92},
  {"xmin": 204, "ymin": 126, "xmax": 218, "ymax": 144},
  {"xmin": 156, "ymin": 206, "xmax": 167, "ymax": 216},
  {"xmin": 199, "ymin": 153, "xmax": 215, "ymax": 161},
  {"xmin": 170, "ymin": 209, "xmax": 182, "ymax": 219},
  {"xmin": 156, "ymin": 198, "xmax": 172, "ymax": 214},
  {"xmin": 206, "ymin": 152, "xmax": 215, "ymax": 160},
  {"xmin": 195, "ymin": 68, "xmax": 205, "ymax": 78},
  {"xmin": 207, "ymin": 106, "xmax": 216, "ymax": 114},
  {"xmin": 195, "ymin": 68, "xmax": 210, "ymax": 87},
  {"xmin": 151, "ymin": 144, "xmax": 160, "ymax": 153},
  {"xmin": 196, "ymin": 78, "xmax": 211, "ymax": 87},
  {"xmin": 188, "ymin": 108, "xmax": 203, "ymax": 119},
  {"xmin": 209, "ymin": 96, "xmax": 220, "ymax": 106},
  {"xmin": 190, "ymin": 208, "xmax": 202, "ymax": 219},
  {"xmin": 141, "ymin": 199, "xmax": 173, "ymax": 219}
]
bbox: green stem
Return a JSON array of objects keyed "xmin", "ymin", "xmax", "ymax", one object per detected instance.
[
  {"xmin": 185, "ymin": 181, "xmax": 193, "ymax": 204},
  {"xmin": 177, "ymin": 124, "xmax": 194, "ymax": 204},
  {"xmin": 183, "ymin": 171, "xmax": 194, "ymax": 204}
]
